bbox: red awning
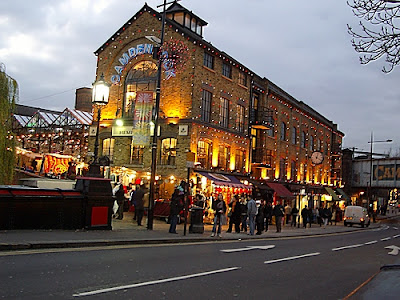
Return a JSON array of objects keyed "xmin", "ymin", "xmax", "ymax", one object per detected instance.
[{"xmin": 266, "ymin": 182, "xmax": 294, "ymax": 198}]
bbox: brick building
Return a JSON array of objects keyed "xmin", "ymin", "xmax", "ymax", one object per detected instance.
[{"xmin": 90, "ymin": 2, "xmax": 344, "ymax": 207}]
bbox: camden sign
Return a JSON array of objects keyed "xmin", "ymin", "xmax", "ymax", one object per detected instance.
[{"xmin": 373, "ymin": 164, "xmax": 400, "ymax": 181}]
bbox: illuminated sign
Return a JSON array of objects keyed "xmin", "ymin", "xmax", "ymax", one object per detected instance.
[{"xmin": 112, "ymin": 126, "xmax": 134, "ymax": 136}]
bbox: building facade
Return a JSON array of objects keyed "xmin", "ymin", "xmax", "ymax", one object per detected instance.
[{"xmin": 90, "ymin": 2, "xmax": 344, "ymax": 206}]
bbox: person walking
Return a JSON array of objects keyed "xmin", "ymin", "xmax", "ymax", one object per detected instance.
[
  {"xmin": 291, "ymin": 206, "xmax": 299, "ymax": 227},
  {"xmin": 322, "ymin": 205, "xmax": 330, "ymax": 228},
  {"xmin": 256, "ymin": 200, "xmax": 265, "ymax": 235},
  {"xmin": 211, "ymin": 194, "xmax": 226, "ymax": 237},
  {"xmin": 133, "ymin": 184, "xmax": 146, "ymax": 226},
  {"xmin": 227, "ymin": 195, "xmax": 241, "ymax": 233},
  {"xmin": 247, "ymin": 196, "xmax": 257, "ymax": 235},
  {"xmin": 169, "ymin": 183, "xmax": 184, "ymax": 234},
  {"xmin": 273, "ymin": 200, "xmax": 285, "ymax": 233},
  {"xmin": 284, "ymin": 203, "xmax": 292, "ymax": 225}
]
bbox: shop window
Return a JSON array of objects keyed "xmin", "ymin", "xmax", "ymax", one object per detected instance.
[
  {"xmin": 201, "ymin": 90, "xmax": 212, "ymax": 122},
  {"xmin": 161, "ymin": 138, "xmax": 177, "ymax": 165},
  {"xmin": 131, "ymin": 146, "xmax": 144, "ymax": 165},
  {"xmin": 301, "ymin": 131, "xmax": 306, "ymax": 148},
  {"xmin": 203, "ymin": 52, "xmax": 214, "ymax": 69},
  {"xmin": 236, "ymin": 104, "xmax": 245, "ymax": 133},
  {"xmin": 238, "ymin": 71, "xmax": 247, "ymax": 86},
  {"xmin": 124, "ymin": 61, "xmax": 157, "ymax": 117},
  {"xmin": 219, "ymin": 97, "xmax": 229, "ymax": 128},
  {"xmin": 291, "ymin": 126, "xmax": 297, "ymax": 144},
  {"xmin": 218, "ymin": 145, "xmax": 230, "ymax": 171},
  {"xmin": 235, "ymin": 149, "xmax": 246, "ymax": 173},
  {"xmin": 102, "ymin": 138, "xmax": 115, "ymax": 161},
  {"xmin": 222, "ymin": 62, "xmax": 232, "ymax": 79},
  {"xmin": 197, "ymin": 140, "xmax": 212, "ymax": 169}
]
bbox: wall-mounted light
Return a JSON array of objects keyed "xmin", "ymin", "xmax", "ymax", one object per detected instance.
[
  {"xmin": 167, "ymin": 117, "xmax": 179, "ymax": 125},
  {"xmin": 116, "ymin": 119, "xmax": 124, "ymax": 127}
]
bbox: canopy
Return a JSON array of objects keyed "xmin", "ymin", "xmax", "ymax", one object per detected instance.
[
  {"xmin": 335, "ymin": 188, "xmax": 350, "ymax": 201},
  {"xmin": 324, "ymin": 187, "xmax": 340, "ymax": 201},
  {"xmin": 196, "ymin": 171, "xmax": 250, "ymax": 189},
  {"xmin": 266, "ymin": 182, "xmax": 294, "ymax": 198}
]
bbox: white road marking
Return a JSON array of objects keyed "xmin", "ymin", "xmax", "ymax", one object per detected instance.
[
  {"xmin": 381, "ymin": 237, "xmax": 391, "ymax": 241},
  {"xmin": 73, "ymin": 267, "xmax": 240, "ymax": 297},
  {"xmin": 393, "ymin": 234, "xmax": 400, "ymax": 239},
  {"xmin": 264, "ymin": 252, "xmax": 320, "ymax": 264},
  {"xmin": 221, "ymin": 245, "xmax": 275, "ymax": 253},
  {"xmin": 385, "ymin": 245, "xmax": 400, "ymax": 256},
  {"xmin": 332, "ymin": 244, "xmax": 364, "ymax": 251},
  {"xmin": 364, "ymin": 240, "xmax": 378, "ymax": 245},
  {"xmin": 393, "ymin": 227, "xmax": 398, "ymax": 230}
]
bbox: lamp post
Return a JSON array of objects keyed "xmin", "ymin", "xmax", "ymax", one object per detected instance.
[
  {"xmin": 367, "ymin": 132, "xmax": 392, "ymax": 208},
  {"xmin": 88, "ymin": 73, "xmax": 110, "ymax": 177}
]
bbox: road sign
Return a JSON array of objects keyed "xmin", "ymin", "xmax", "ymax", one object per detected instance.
[
  {"xmin": 220, "ymin": 245, "xmax": 275, "ymax": 253},
  {"xmin": 385, "ymin": 245, "xmax": 400, "ymax": 255}
]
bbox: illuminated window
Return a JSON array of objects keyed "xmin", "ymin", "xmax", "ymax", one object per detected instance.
[
  {"xmin": 236, "ymin": 104, "xmax": 245, "ymax": 132},
  {"xmin": 161, "ymin": 138, "xmax": 177, "ymax": 165},
  {"xmin": 218, "ymin": 145, "xmax": 230, "ymax": 171},
  {"xmin": 197, "ymin": 140, "xmax": 212, "ymax": 169},
  {"xmin": 131, "ymin": 146, "xmax": 144, "ymax": 165},
  {"xmin": 235, "ymin": 149, "xmax": 246, "ymax": 173},
  {"xmin": 220, "ymin": 98, "xmax": 229, "ymax": 128},
  {"xmin": 201, "ymin": 90, "xmax": 212, "ymax": 123},
  {"xmin": 203, "ymin": 52, "xmax": 214, "ymax": 69},
  {"xmin": 102, "ymin": 138, "xmax": 115, "ymax": 161}
]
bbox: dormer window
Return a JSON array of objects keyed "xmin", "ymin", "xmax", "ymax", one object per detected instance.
[{"xmin": 166, "ymin": 2, "xmax": 207, "ymax": 37}]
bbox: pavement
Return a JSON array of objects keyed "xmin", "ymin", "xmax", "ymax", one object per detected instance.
[{"xmin": 1, "ymin": 210, "xmax": 399, "ymax": 252}]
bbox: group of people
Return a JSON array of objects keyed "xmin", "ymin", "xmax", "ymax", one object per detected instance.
[
  {"xmin": 299, "ymin": 204, "xmax": 342, "ymax": 228},
  {"xmin": 210, "ymin": 194, "xmax": 287, "ymax": 237}
]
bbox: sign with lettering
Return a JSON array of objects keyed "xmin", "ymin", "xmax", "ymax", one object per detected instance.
[
  {"xmin": 373, "ymin": 164, "xmax": 400, "ymax": 181},
  {"xmin": 112, "ymin": 126, "xmax": 134, "ymax": 137}
]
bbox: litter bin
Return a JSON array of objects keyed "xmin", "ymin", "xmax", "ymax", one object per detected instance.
[
  {"xmin": 189, "ymin": 206, "xmax": 204, "ymax": 234},
  {"xmin": 75, "ymin": 177, "xmax": 113, "ymax": 230}
]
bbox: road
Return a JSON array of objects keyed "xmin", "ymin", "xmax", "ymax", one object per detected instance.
[{"xmin": 1, "ymin": 220, "xmax": 400, "ymax": 299}]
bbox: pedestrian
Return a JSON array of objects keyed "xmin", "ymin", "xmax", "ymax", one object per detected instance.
[
  {"xmin": 240, "ymin": 196, "xmax": 248, "ymax": 232},
  {"xmin": 273, "ymin": 200, "xmax": 285, "ymax": 233},
  {"xmin": 227, "ymin": 195, "xmax": 241, "ymax": 233},
  {"xmin": 291, "ymin": 206, "xmax": 299, "ymax": 227},
  {"xmin": 211, "ymin": 194, "xmax": 226, "ymax": 237},
  {"xmin": 264, "ymin": 201, "xmax": 273, "ymax": 226},
  {"xmin": 133, "ymin": 184, "xmax": 146, "ymax": 226},
  {"xmin": 322, "ymin": 205, "xmax": 330, "ymax": 228},
  {"xmin": 301, "ymin": 205, "xmax": 309, "ymax": 228},
  {"xmin": 284, "ymin": 203, "xmax": 292, "ymax": 225},
  {"xmin": 169, "ymin": 183, "xmax": 184, "ymax": 234},
  {"xmin": 113, "ymin": 183, "xmax": 125, "ymax": 220},
  {"xmin": 247, "ymin": 196, "xmax": 257, "ymax": 235},
  {"xmin": 316, "ymin": 207, "xmax": 322, "ymax": 226},
  {"xmin": 307, "ymin": 206, "xmax": 313, "ymax": 228},
  {"xmin": 256, "ymin": 200, "xmax": 265, "ymax": 235}
]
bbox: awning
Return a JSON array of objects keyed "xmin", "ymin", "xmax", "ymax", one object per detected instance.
[
  {"xmin": 324, "ymin": 187, "xmax": 340, "ymax": 201},
  {"xmin": 196, "ymin": 171, "xmax": 250, "ymax": 189},
  {"xmin": 266, "ymin": 182, "xmax": 294, "ymax": 198},
  {"xmin": 335, "ymin": 188, "xmax": 350, "ymax": 201}
]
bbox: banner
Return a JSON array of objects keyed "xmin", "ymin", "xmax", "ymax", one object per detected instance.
[{"xmin": 132, "ymin": 92, "xmax": 153, "ymax": 145}]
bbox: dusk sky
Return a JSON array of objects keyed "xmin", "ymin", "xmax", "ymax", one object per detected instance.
[{"xmin": 1, "ymin": 0, "xmax": 399, "ymax": 155}]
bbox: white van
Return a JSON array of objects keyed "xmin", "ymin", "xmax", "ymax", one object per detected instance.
[{"xmin": 344, "ymin": 206, "xmax": 370, "ymax": 228}]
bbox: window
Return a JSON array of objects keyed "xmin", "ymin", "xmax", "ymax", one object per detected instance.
[
  {"xmin": 317, "ymin": 139, "xmax": 322, "ymax": 151},
  {"xmin": 102, "ymin": 138, "xmax": 115, "ymax": 161},
  {"xmin": 279, "ymin": 158, "xmax": 286, "ymax": 180},
  {"xmin": 291, "ymin": 127, "xmax": 297, "ymax": 144},
  {"xmin": 219, "ymin": 97, "xmax": 229, "ymax": 128},
  {"xmin": 280, "ymin": 122, "xmax": 286, "ymax": 141},
  {"xmin": 309, "ymin": 135, "xmax": 314, "ymax": 151},
  {"xmin": 291, "ymin": 161, "xmax": 297, "ymax": 181},
  {"xmin": 222, "ymin": 62, "xmax": 232, "ymax": 78},
  {"xmin": 301, "ymin": 131, "xmax": 306, "ymax": 148},
  {"xmin": 236, "ymin": 104, "xmax": 245, "ymax": 132},
  {"xmin": 238, "ymin": 71, "xmax": 247, "ymax": 86},
  {"xmin": 267, "ymin": 125, "xmax": 274, "ymax": 137},
  {"xmin": 218, "ymin": 145, "xmax": 230, "ymax": 171},
  {"xmin": 197, "ymin": 140, "xmax": 212, "ymax": 169},
  {"xmin": 161, "ymin": 138, "xmax": 177, "ymax": 165},
  {"xmin": 235, "ymin": 149, "xmax": 246, "ymax": 172},
  {"xmin": 131, "ymin": 146, "xmax": 144, "ymax": 165},
  {"xmin": 201, "ymin": 90, "xmax": 212, "ymax": 122},
  {"xmin": 203, "ymin": 52, "xmax": 214, "ymax": 69}
]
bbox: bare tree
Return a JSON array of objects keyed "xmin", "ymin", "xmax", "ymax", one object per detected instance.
[{"xmin": 347, "ymin": 0, "xmax": 400, "ymax": 73}]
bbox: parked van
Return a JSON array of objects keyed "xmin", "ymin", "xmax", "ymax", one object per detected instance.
[{"xmin": 344, "ymin": 206, "xmax": 370, "ymax": 228}]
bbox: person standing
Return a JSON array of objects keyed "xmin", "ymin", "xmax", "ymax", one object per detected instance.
[
  {"xmin": 114, "ymin": 183, "xmax": 125, "ymax": 220},
  {"xmin": 291, "ymin": 206, "xmax": 299, "ymax": 227},
  {"xmin": 247, "ymin": 196, "xmax": 257, "ymax": 235},
  {"xmin": 256, "ymin": 200, "xmax": 265, "ymax": 235},
  {"xmin": 284, "ymin": 203, "xmax": 292, "ymax": 225},
  {"xmin": 227, "ymin": 195, "xmax": 241, "ymax": 233},
  {"xmin": 273, "ymin": 200, "xmax": 285, "ymax": 233},
  {"xmin": 211, "ymin": 194, "xmax": 226, "ymax": 237},
  {"xmin": 133, "ymin": 184, "xmax": 146, "ymax": 226},
  {"xmin": 301, "ymin": 205, "xmax": 309, "ymax": 228},
  {"xmin": 322, "ymin": 205, "xmax": 330, "ymax": 228},
  {"xmin": 264, "ymin": 201, "xmax": 273, "ymax": 228},
  {"xmin": 169, "ymin": 184, "xmax": 184, "ymax": 234},
  {"xmin": 240, "ymin": 196, "xmax": 248, "ymax": 232}
]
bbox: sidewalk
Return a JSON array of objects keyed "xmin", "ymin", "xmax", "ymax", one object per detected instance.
[{"xmin": 0, "ymin": 211, "xmax": 398, "ymax": 251}]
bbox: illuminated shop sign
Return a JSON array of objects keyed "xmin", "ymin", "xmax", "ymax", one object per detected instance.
[
  {"xmin": 373, "ymin": 164, "xmax": 400, "ymax": 181},
  {"xmin": 112, "ymin": 126, "xmax": 134, "ymax": 136},
  {"xmin": 111, "ymin": 43, "xmax": 154, "ymax": 84}
]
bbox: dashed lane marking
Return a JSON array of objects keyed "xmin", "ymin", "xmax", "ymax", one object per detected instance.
[
  {"xmin": 73, "ymin": 267, "xmax": 241, "ymax": 297},
  {"xmin": 380, "ymin": 237, "xmax": 392, "ymax": 241},
  {"xmin": 364, "ymin": 240, "xmax": 378, "ymax": 245},
  {"xmin": 264, "ymin": 252, "xmax": 320, "ymax": 264},
  {"xmin": 332, "ymin": 244, "xmax": 364, "ymax": 251}
]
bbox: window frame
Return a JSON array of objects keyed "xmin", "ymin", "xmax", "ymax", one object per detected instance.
[
  {"xmin": 222, "ymin": 62, "xmax": 232, "ymax": 79},
  {"xmin": 236, "ymin": 104, "xmax": 245, "ymax": 133},
  {"xmin": 160, "ymin": 138, "xmax": 177, "ymax": 166},
  {"xmin": 203, "ymin": 52, "xmax": 214, "ymax": 69},
  {"xmin": 219, "ymin": 97, "xmax": 229, "ymax": 128},
  {"xmin": 201, "ymin": 89, "xmax": 212, "ymax": 122}
]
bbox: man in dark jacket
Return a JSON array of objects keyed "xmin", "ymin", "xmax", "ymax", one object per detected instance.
[
  {"xmin": 273, "ymin": 200, "xmax": 284, "ymax": 233},
  {"xmin": 301, "ymin": 205, "xmax": 309, "ymax": 228},
  {"xmin": 114, "ymin": 183, "xmax": 125, "ymax": 220},
  {"xmin": 133, "ymin": 184, "xmax": 146, "ymax": 226},
  {"xmin": 169, "ymin": 184, "xmax": 184, "ymax": 234}
]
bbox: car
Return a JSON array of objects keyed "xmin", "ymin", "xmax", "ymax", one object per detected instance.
[{"xmin": 344, "ymin": 205, "xmax": 370, "ymax": 228}]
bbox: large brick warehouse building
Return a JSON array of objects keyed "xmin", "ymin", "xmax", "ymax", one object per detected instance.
[{"xmin": 89, "ymin": 2, "xmax": 344, "ymax": 209}]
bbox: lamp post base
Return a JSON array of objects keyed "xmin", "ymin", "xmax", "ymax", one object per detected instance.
[{"xmin": 87, "ymin": 163, "xmax": 102, "ymax": 178}]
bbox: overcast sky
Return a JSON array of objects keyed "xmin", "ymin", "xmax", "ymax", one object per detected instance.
[{"xmin": 1, "ymin": 0, "xmax": 399, "ymax": 155}]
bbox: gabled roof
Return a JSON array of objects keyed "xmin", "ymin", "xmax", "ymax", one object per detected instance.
[
  {"xmin": 166, "ymin": 1, "xmax": 208, "ymax": 26},
  {"xmin": 53, "ymin": 108, "xmax": 93, "ymax": 127}
]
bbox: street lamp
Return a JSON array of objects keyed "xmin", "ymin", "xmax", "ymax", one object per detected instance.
[
  {"xmin": 367, "ymin": 132, "xmax": 392, "ymax": 208},
  {"xmin": 88, "ymin": 73, "xmax": 110, "ymax": 176}
]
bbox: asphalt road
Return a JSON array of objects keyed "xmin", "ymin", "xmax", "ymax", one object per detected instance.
[{"xmin": 1, "ymin": 220, "xmax": 400, "ymax": 300}]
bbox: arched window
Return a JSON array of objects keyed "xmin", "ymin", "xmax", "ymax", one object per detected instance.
[
  {"xmin": 280, "ymin": 122, "xmax": 286, "ymax": 141},
  {"xmin": 161, "ymin": 138, "xmax": 177, "ymax": 165},
  {"xmin": 301, "ymin": 131, "xmax": 306, "ymax": 148},
  {"xmin": 291, "ymin": 126, "xmax": 297, "ymax": 144},
  {"xmin": 197, "ymin": 140, "xmax": 212, "ymax": 169},
  {"xmin": 124, "ymin": 61, "xmax": 157, "ymax": 117}
]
